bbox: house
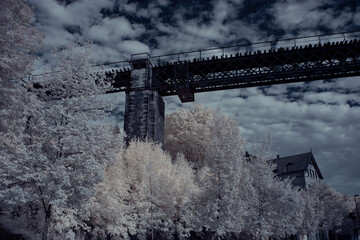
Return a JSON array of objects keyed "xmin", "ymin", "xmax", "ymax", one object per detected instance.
[
  {"xmin": 272, "ymin": 151, "xmax": 323, "ymax": 190},
  {"xmin": 272, "ymin": 152, "xmax": 327, "ymax": 240}
]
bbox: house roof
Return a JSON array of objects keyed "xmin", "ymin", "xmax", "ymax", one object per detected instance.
[{"xmin": 272, "ymin": 152, "xmax": 324, "ymax": 179}]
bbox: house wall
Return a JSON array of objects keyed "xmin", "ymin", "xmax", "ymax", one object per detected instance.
[
  {"xmin": 304, "ymin": 162, "xmax": 320, "ymax": 189},
  {"xmin": 278, "ymin": 171, "xmax": 306, "ymax": 189}
]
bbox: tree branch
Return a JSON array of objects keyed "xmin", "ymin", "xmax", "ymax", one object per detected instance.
[
  {"xmin": 63, "ymin": 151, "xmax": 83, "ymax": 158},
  {"xmin": 2, "ymin": 180, "xmax": 36, "ymax": 190}
]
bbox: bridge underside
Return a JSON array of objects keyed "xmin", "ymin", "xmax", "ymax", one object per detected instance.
[
  {"xmin": 106, "ymin": 39, "xmax": 360, "ymax": 102},
  {"xmin": 101, "ymin": 36, "xmax": 360, "ymax": 143}
]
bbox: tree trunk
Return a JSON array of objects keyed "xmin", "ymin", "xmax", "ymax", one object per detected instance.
[
  {"xmin": 217, "ymin": 170, "xmax": 221, "ymax": 222},
  {"xmin": 42, "ymin": 204, "xmax": 52, "ymax": 240},
  {"xmin": 173, "ymin": 205, "xmax": 180, "ymax": 240}
]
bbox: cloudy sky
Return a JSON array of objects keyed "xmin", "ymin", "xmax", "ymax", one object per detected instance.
[{"xmin": 27, "ymin": 0, "xmax": 360, "ymax": 195}]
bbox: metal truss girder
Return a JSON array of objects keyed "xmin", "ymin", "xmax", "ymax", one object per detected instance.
[
  {"xmin": 157, "ymin": 59, "xmax": 360, "ymax": 96},
  {"xmin": 187, "ymin": 64, "xmax": 360, "ymax": 93},
  {"xmin": 154, "ymin": 42, "xmax": 360, "ymax": 96},
  {"xmin": 188, "ymin": 68, "xmax": 360, "ymax": 94},
  {"xmin": 106, "ymin": 40, "xmax": 360, "ymax": 96}
]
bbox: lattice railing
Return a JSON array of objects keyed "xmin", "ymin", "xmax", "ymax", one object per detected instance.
[
  {"xmin": 152, "ymin": 39, "xmax": 360, "ymax": 100},
  {"xmin": 103, "ymin": 31, "xmax": 360, "ymax": 102}
]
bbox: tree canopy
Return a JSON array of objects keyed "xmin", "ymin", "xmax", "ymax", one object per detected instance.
[{"xmin": 0, "ymin": 1, "xmax": 356, "ymax": 239}]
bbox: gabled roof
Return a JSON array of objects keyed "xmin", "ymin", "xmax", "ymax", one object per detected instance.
[{"xmin": 272, "ymin": 152, "xmax": 324, "ymax": 179}]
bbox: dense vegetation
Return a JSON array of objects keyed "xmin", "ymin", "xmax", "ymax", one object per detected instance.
[{"xmin": 0, "ymin": 1, "xmax": 356, "ymax": 239}]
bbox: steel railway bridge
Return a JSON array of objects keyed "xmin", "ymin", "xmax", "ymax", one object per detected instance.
[{"xmin": 101, "ymin": 31, "xmax": 360, "ymax": 144}]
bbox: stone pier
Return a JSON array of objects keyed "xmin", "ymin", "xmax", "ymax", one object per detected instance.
[{"xmin": 124, "ymin": 53, "xmax": 165, "ymax": 144}]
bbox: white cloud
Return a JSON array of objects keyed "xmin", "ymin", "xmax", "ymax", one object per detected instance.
[
  {"xmin": 354, "ymin": 7, "xmax": 360, "ymax": 25},
  {"xmin": 28, "ymin": 0, "xmax": 118, "ymax": 58},
  {"xmin": 28, "ymin": 0, "xmax": 71, "ymax": 27},
  {"xmin": 213, "ymin": 1, "xmax": 233, "ymax": 23},
  {"xmin": 92, "ymin": 44, "xmax": 125, "ymax": 64},
  {"xmin": 157, "ymin": 0, "xmax": 170, "ymax": 7},
  {"xmin": 39, "ymin": 25, "xmax": 75, "ymax": 48},
  {"xmin": 269, "ymin": 0, "xmax": 354, "ymax": 32},
  {"xmin": 88, "ymin": 17, "xmax": 146, "ymax": 43},
  {"xmin": 303, "ymin": 92, "xmax": 358, "ymax": 105},
  {"xmin": 117, "ymin": 40, "xmax": 150, "ymax": 55},
  {"xmin": 29, "ymin": 0, "xmax": 113, "ymax": 28},
  {"xmin": 120, "ymin": 2, "xmax": 138, "ymax": 15},
  {"xmin": 332, "ymin": 77, "xmax": 360, "ymax": 91}
]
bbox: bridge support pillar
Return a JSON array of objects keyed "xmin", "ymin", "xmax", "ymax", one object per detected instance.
[{"xmin": 124, "ymin": 54, "xmax": 165, "ymax": 145}]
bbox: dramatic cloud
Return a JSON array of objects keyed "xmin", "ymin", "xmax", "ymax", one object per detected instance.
[
  {"xmin": 269, "ymin": 0, "xmax": 357, "ymax": 35},
  {"xmin": 27, "ymin": 0, "xmax": 360, "ymax": 194},
  {"xmin": 87, "ymin": 17, "xmax": 146, "ymax": 43}
]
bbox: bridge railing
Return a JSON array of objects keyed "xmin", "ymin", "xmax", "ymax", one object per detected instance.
[
  {"xmin": 27, "ymin": 30, "xmax": 360, "ymax": 83},
  {"xmin": 149, "ymin": 30, "xmax": 360, "ymax": 66}
]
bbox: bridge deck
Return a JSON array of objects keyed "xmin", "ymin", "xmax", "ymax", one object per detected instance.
[{"xmin": 105, "ymin": 37, "xmax": 360, "ymax": 102}]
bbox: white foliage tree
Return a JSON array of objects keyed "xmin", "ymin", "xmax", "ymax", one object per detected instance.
[
  {"xmin": 267, "ymin": 177, "xmax": 304, "ymax": 238},
  {"xmin": 86, "ymin": 151, "xmax": 136, "ymax": 239},
  {"xmin": 0, "ymin": 44, "xmax": 122, "ymax": 240},
  {"xmin": 309, "ymin": 181, "xmax": 354, "ymax": 234},
  {"xmin": 47, "ymin": 206, "xmax": 91, "ymax": 240},
  {"xmin": 194, "ymin": 110, "xmax": 248, "ymax": 237},
  {"xmin": 241, "ymin": 141, "xmax": 304, "ymax": 240},
  {"xmin": 165, "ymin": 105, "xmax": 213, "ymax": 170},
  {"xmin": 0, "ymin": 0, "xmax": 44, "ymax": 237},
  {"xmin": 300, "ymin": 185, "xmax": 324, "ymax": 236},
  {"xmin": 166, "ymin": 106, "xmax": 253, "ymax": 239},
  {"xmin": 0, "ymin": 0, "xmax": 43, "ymax": 81},
  {"xmin": 299, "ymin": 181, "xmax": 355, "ymax": 239},
  {"xmin": 127, "ymin": 140, "xmax": 199, "ymax": 239},
  {"xmin": 0, "ymin": 0, "xmax": 43, "ymax": 174},
  {"xmin": 89, "ymin": 140, "xmax": 198, "ymax": 240}
]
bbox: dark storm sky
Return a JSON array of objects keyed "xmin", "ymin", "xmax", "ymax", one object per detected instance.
[{"xmin": 27, "ymin": 0, "xmax": 360, "ymax": 195}]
